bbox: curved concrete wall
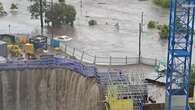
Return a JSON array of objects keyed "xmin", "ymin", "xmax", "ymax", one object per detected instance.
[{"xmin": 0, "ymin": 69, "xmax": 104, "ymax": 110}]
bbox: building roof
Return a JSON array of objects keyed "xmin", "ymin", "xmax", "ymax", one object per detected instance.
[{"xmin": 145, "ymin": 72, "xmax": 166, "ymax": 84}]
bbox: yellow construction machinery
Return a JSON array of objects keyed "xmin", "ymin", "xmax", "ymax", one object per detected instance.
[
  {"xmin": 105, "ymin": 85, "xmax": 133, "ymax": 110},
  {"xmin": 8, "ymin": 45, "xmax": 22, "ymax": 57}
]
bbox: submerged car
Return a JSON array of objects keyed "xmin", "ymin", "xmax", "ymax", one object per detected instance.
[{"xmin": 54, "ymin": 35, "xmax": 72, "ymax": 42}]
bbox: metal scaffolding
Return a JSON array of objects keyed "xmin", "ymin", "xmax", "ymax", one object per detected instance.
[{"xmin": 96, "ymin": 71, "xmax": 147, "ymax": 110}]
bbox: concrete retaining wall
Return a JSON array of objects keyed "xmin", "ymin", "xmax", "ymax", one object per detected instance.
[{"xmin": 0, "ymin": 68, "xmax": 104, "ymax": 110}]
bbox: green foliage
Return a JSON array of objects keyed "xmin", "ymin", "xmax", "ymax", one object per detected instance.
[
  {"xmin": 157, "ymin": 24, "xmax": 163, "ymax": 30},
  {"xmin": 88, "ymin": 20, "xmax": 97, "ymax": 26},
  {"xmin": 153, "ymin": 0, "xmax": 169, "ymax": 8},
  {"xmin": 159, "ymin": 24, "xmax": 168, "ymax": 39},
  {"xmin": 45, "ymin": 3, "xmax": 76, "ymax": 27},
  {"xmin": 0, "ymin": 2, "xmax": 7, "ymax": 16},
  {"xmin": 63, "ymin": 4, "xmax": 76, "ymax": 26},
  {"xmin": 148, "ymin": 19, "xmax": 169, "ymax": 39},
  {"xmin": 0, "ymin": 2, "xmax": 4, "ymax": 12},
  {"xmin": 10, "ymin": 3, "xmax": 18, "ymax": 10},
  {"xmin": 29, "ymin": 1, "xmax": 76, "ymax": 27},
  {"xmin": 28, "ymin": 0, "xmax": 47, "ymax": 19},
  {"xmin": 189, "ymin": 65, "xmax": 195, "ymax": 97},
  {"xmin": 59, "ymin": 0, "xmax": 65, "ymax": 2},
  {"xmin": 148, "ymin": 21, "xmax": 156, "ymax": 29},
  {"xmin": 191, "ymin": 65, "xmax": 195, "ymax": 85}
]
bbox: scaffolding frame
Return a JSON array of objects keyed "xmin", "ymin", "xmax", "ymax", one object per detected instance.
[{"xmin": 96, "ymin": 70, "xmax": 147, "ymax": 110}]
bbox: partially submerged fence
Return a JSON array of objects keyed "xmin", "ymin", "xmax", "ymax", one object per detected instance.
[{"xmin": 57, "ymin": 42, "xmax": 161, "ymax": 66}]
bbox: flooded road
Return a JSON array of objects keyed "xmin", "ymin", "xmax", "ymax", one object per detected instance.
[
  {"xmin": 0, "ymin": 0, "xmax": 194, "ymax": 63},
  {"xmin": 0, "ymin": 0, "xmax": 40, "ymax": 34}
]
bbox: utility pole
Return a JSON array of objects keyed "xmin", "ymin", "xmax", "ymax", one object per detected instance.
[
  {"xmin": 80, "ymin": 0, "xmax": 83, "ymax": 16},
  {"xmin": 40, "ymin": 0, "xmax": 44, "ymax": 36},
  {"xmin": 138, "ymin": 23, "xmax": 142, "ymax": 64},
  {"xmin": 51, "ymin": 0, "xmax": 54, "ymax": 39},
  {"xmin": 141, "ymin": 12, "xmax": 144, "ymax": 32}
]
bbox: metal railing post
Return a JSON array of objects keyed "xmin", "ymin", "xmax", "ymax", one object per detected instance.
[
  {"xmin": 110, "ymin": 56, "xmax": 112, "ymax": 66},
  {"xmin": 81, "ymin": 51, "xmax": 84, "ymax": 62},
  {"xmin": 93, "ymin": 55, "xmax": 96, "ymax": 65},
  {"xmin": 155, "ymin": 58, "xmax": 157, "ymax": 66},
  {"xmin": 65, "ymin": 44, "xmax": 67, "ymax": 54},
  {"xmin": 126, "ymin": 56, "xmax": 128, "ymax": 65},
  {"xmin": 72, "ymin": 48, "xmax": 75, "ymax": 57}
]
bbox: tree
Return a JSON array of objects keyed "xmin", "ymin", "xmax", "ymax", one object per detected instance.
[
  {"xmin": 191, "ymin": 65, "xmax": 195, "ymax": 85},
  {"xmin": 0, "ymin": 2, "xmax": 7, "ymax": 16},
  {"xmin": 45, "ymin": 3, "xmax": 76, "ymax": 27},
  {"xmin": 63, "ymin": 4, "xmax": 76, "ymax": 26},
  {"xmin": 0, "ymin": 2, "xmax": 4, "ymax": 13},
  {"xmin": 88, "ymin": 20, "xmax": 97, "ymax": 26},
  {"xmin": 0, "ymin": 2, "xmax": 4, "ymax": 14},
  {"xmin": 189, "ymin": 65, "xmax": 195, "ymax": 97},
  {"xmin": 29, "ymin": 0, "xmax": 47, "ymax": 35},
  {"xmin": 148, "ymin": 21, "xmax": 156, "ymax": 29},
  {"xmin": 153, "ymin": 0, "xmax": 169, "ymax": 8},
  {"xmin": 10, "ymin": 3, "xmax": 18, "ymax": 10},
  {"xmin": 59, "ymin": 0, "xmax": 65, "ymax": 3},
  {"xmin": 29, "ymin": 1, "xmax": 76, "ymax": 27},
  {"xmin": 159, "ymin": 24, "xmax": 168, "ymax": 39},
  {"xmin": 29, "ymin": 0, "xmax": 47, "ymax": 18}
]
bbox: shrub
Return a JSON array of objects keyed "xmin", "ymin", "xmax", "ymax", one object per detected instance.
[
  {"xmin": 0, "ymin": 2, "xmax": 4, "ymax": 12},
  {"xmin": 161, "ymin": 0, "xmax": 169, "ymax": 8},
  {"xmin": 0, "ymin": 2, "xmax": 7, "ymax": 16},
  {"xmin": 29, "ymin": 1, "xmax": 76, "ymax": 27},
  {"xmin": 148, "ymin": 21, "xmax": 156, "ymax": 29},
  {"xmin": 45, "ymin": 3, "xmax": 76, "ymax": 27},
  {"xmin": 157, "ymin": 24, "xmax": 163, "ymax": 30},
  {"xmin": 10, "ymin": 3, "xmax": 18, "ymax": 10},
  {"xmin": 59, "ymin": 0, "xmax": 65, "ymax": 2},
  {"xmin": 191, "ymin": 65, "xmax": 195, "ymax": 85},
  {"xmin": 189, "ymin": 65, "xmax": 195, "ymax": 97},
  {"xmin": 153, "ymin": 0, "xmax": 169, "ymax": 8},
  {"xmin": 88, "ymin": 20, "xmax": 97, "ymax": 26},
  {"xmin": 159, "ymin": 24, "xmax": 168, "ymax": 39}
]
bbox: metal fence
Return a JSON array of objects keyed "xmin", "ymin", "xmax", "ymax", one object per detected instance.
[
  {"xmin": 55, "ymin": 41, "xmax": 160, "ymax": 66},
  {"xmin": 0, "ymin": 56, "xmax": 96, "ymax": 78}
]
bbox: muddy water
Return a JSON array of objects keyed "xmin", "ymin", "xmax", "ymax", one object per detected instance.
[
  {"xmin": 0, "ymin": 0, "xmax": 40, "ymax": 34},
  {"xmin": 0, "ymin": 69, "xmax": 103, "ymax": 110},
  {"xmin": 0, "ymin": 0, "xmax": 194, "ymax": 63}
]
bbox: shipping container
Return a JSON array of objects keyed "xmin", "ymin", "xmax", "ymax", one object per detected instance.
[{"xmin": 0, "ymin": 40, "xmax": 8, "ymax": 57}]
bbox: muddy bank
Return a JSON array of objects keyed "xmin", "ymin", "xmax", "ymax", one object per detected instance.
[{"xmin": 0, "ymin": 68, "xmax": 104, "ymax": 110}]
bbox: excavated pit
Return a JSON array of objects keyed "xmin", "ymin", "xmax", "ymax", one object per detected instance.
[{"xmin": 0, "ymin": 68, "xmax": 104, "ymax": 110}]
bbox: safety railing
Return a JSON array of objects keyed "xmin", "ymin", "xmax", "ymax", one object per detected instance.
[
  {"xmin": 0, "ymin": 56, "xmax": 97, "ymax": 78},
  {"xmin": 58, "ymin": 42, "xmax": 161, "ymax": 66}
]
